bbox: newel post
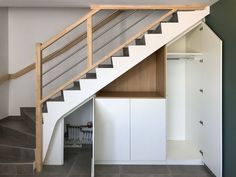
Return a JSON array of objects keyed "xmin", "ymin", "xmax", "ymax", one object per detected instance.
[{"xmin": 35, "ymin": 43, "xmax": 43, "ymax": 172}]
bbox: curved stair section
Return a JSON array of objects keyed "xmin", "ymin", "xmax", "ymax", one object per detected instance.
[
  {"xmin": 0, "ymin": 108, "xmax": 36, "ymax": 175},
  {"xmin": 42, "ymin": 7, "xmax": 210, "ymax": 161}
]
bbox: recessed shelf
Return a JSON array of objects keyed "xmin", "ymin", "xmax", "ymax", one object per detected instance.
[
  {"xmin": 96, "ymin": 92, "xmax": 164, "ymax": 98},
  {"xmin": 167, "ymin": 53, "xmax": 203, "ymax": 60}
]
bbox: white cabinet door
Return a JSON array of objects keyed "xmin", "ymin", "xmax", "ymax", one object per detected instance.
[
  {"xmin": 200, "ymin": 23, "xmax": 222, "ymax": 177},
  {"xmin": 130, "ymin": 99, "xmax": 166, "ymax": 161},
  {"xmin": 94, "ymin": 98, "xmax": 130, "ymax": 161}
]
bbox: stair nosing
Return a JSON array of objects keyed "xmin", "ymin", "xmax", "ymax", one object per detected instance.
[
  {"xmin": 0, "ymin": 162, "xmax": 35, "ymax": 165},
  {"xmin": 0, "ymin": 144, "xmax": 35, "ymax": 151}
]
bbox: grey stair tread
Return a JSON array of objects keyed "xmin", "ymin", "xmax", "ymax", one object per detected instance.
[
  {"xmin": 135, "ymin": 38, "xmax": 145, "ymax": 45},
  {"xmin": 123, "ymin": 47, "xmax": 129, "ymax": 56},
  {"xmin": 147, "ymin": 24, "xmax": 162, "ymax": 34},
  {"xmin": 0, "ymin": 145, "xmax": 35, "ymax": 163},
  {"xmin": 98, "ymin": 64, "xmax": 113, "ymax": 68},
  {"xmin": 21, "ymin": 108, "xmax": 36, "ymax": 122},
  {"xmin": 0, "ymin": 118, "xmax": 35, "ymax": 136},
  {"xmin": 85, "ymin": 73, "xmax": 97, "ymax": 79},
  {"xmin": 67, "ymin": 86, "xmax": 80, "ymax": 90},
  {"xmin": 0, "ymin": 155, "xmax": 34, "ymax": 163},
  {"xmin": 0, "ymin": 163, "xmax": 34, "ymax": 175},
  {"xmin": 67, "ymin": 81, "xmax": 80, "ymax": 90},
  {"xmin": 0, "ymin": 128, "xmax": 35, "ymax": 149},
  {"xmin": 48, "ymin": 95, "xmax": 64, "ymax": 102}
]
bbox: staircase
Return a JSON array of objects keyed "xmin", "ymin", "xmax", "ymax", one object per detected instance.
[
  {"xmin": 0, "ymin": 108, "xmax": 36, "ymax": 175},
  {"xmin": 40, "ymin": 6, "xmax": 210, "ymax": 167},
  {"xmin": 0, "ymin": 5, "xmax": 210, "ymax": 174}
]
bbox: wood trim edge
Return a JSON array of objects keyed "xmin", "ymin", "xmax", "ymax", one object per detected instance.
[{"xmin": 90, "ymin": 4, "xmax": 206, "ymax": 10}]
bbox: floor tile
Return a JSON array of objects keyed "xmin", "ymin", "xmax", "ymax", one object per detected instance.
[
  {"xmin": 120, "ymin": 174, "xmax": 171, "ymax": 177},
  {"xmin": 95, "ymin": 165, "xmax": 120, "ymax": 175},
  {"xmin": 120, "ymin": 165, "xmax": 169, "ymax": 175},
  {"xmin": 172, "ymin": 175, "xmax": 214, "ymax": 177},
  {"xmin": 39, "ymin": 165, "xmax": 72, "ymax": 175},
  {"xmin": 168, "ymin": 165, "xmax": 211, "ymax": 176},
  {"xmin": 70, "ymin": 164, "xmax": 91, "ymax": 175},
  {"xmin": 96, "ymin": 175, "xmax": 120, "ymax": 177},
  {"xmin": 68, "ymin": 175, "xmax": 91, "ymax": 177},
  {"xmin": 16, "ymin": 175, "xmax": 66, "ymax": 177}
]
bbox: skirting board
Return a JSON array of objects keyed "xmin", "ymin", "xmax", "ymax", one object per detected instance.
[{"xmin": 95, "ymin": 160, "xmax": 203, "ymax": 165}]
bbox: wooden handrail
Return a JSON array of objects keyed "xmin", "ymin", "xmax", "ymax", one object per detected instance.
[
  {"xmin": 91, "ymin": 4, "xmax": 206, "ymax": 10},
  {"xmin": 0, "ymin": 10, "xmax": 121, "ymax": 86},
  {"xmin": 40, "ymin": 9, "xmax": 177, "ymax": 103},
  {"xmin": 41, "ymin": 9, "xmax": 100, "ymax": 50},
  {"xmin": 0, "ymin": 74, "xmax": 10, "ymax": 85}
]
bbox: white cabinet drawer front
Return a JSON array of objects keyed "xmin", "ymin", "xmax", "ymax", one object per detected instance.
[
  {"xmin": 130, "ymin": 99, "xmax": 166, "ymax": 161},
  {"xmin": 95, "ymin": 99, "xmax": 130, "ymax": 161}
]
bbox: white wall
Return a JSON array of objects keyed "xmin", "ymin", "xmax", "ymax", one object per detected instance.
[
  {"xmin": 167, "ymin": 60, "xmax": 186, "ymax": 140},
  {"xmin": 64, "ymin": 99, "xmax": 93, "ymax": 126},
  {"xmin": 8, "ymin": 8, "xmax": 90, "ymax": 115},
  {"xmin": 0, "ymin": 8, "xmax": 9, "ymax": 119}
]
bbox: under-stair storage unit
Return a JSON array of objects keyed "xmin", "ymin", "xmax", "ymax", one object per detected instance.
[
  {"xmin": 40, "ymin": 7, "xmax": 211, "ymax": 171},
  {"xmin": 38, "ymin": 6, "xmax": 222, "ymax": 177},
  {"xmin": 94, "ymin": 22, "xmax": 222, "ymax": 177}
]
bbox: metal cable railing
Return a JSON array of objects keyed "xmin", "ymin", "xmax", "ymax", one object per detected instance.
[
  {"xmin": 42, "ymin": 10, "xmax": 155, "ymax": 88},
  {"xmin": 42, "ymin": 10, "xmax": 136, "ymax": 76}
]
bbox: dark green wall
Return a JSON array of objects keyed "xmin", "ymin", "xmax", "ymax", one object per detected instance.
[{"xmin": 206, "ymin": 1, "xmax": 236, "ymax": 177}]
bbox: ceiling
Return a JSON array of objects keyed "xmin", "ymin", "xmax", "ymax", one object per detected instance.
[{"xmin": 0, "ymin": 0, "xmax": 217, "ymax": 8}]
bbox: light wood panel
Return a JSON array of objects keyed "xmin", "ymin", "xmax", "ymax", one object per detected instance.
[
  {"xmin": 91, "ymin": 4, "xmax": 206, "ymax": 10},
  {"xmin": 98, "ymin": 46, "xmax": 166, "ymax": 97},
  {"xmin": 156, "ymin": 46, "xmax": 167, "ymax": 97},
  {"xmin": 101, "ymin": 53, "xmax": 158, "ymax": 92},
  {"xmin": 97, "ymin": 92, "xmax": 163, "ymax": 98}
]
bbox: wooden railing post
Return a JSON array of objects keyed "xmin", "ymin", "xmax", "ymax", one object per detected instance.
[
  {"xmin": 35, "ymin": 43, "xmax": 43, "ymax": 172},
  {"xmin": 87, "ymin": 16, "xmax": 93, "ymax": 67}
]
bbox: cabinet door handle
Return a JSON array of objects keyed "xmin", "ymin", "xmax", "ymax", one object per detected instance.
[
  {"xmin": 199, "ymin": 150, "xmax": 204, "ymax": 156},
  {"xmin": 199, "ymin": 120, "xmax": 204, "ymax": 126}
]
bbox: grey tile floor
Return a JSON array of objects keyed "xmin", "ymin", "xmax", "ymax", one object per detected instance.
[{"xmin": 7, "ymin": 147, "xmax": 215, "ymax": 177}]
